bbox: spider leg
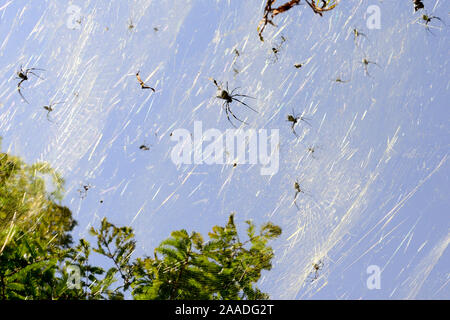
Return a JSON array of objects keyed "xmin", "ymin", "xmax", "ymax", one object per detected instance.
[
  {"xmin": 230, "ymin": 87, "xmax": 241, "ymax": 95},
  {"xmin": 232, "ymin": 97, "xmax": 258, "ymax": 113},
  {"xmin": 431, "ymin": 16, "xmax": 444, "ymax": 24},
  {"xmin": 363, "ymin": 64, "xmax": 373, "ymax": 78},
  {"xmin": 293, "ymin": 190, "xmax": 299, "ymax": 202},
  {"xmin": 17, "ymin": 79, "xmax": 25, "ymax": 88},
  {"xmin": 227, "ymin": 106, "xmax": 248, "ymax": 125},
  {"xmin": 224, "ymin": 104, "xmax": 238, "ymax": 128},
  {"xmin": 50, "ymin": 100, "xmax": 67, "ymax": 107},
  {"xmin": 142, "ymin": 85, "xmax": 156, "ymax": 92},
  {"xmin": 368, "ymin": 61, "xmax": 381, "ymax": 68},
  {"xmin": 27, "ymin": 71, "xmax": 44, "ymax": 80},
  {"xmin": 300, "ymin": 117, "xmax": 312, "ymax": 126},
  {"xmin": 17, "ymin": 82, "xmax": 29, "ymax": 104},
  {"xmin": 291, "ymin": 123, "xmax": 299, "ymax": 137},
  {"xmin": 232, "ymin": 93, "xmax": 256, "ymax": 99},
  {"xmin": 210, "ymin": 78, "xmax": 220, "ymax": 89}
]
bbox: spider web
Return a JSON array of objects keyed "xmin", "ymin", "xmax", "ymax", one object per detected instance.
[{"xmin": 0, "ymin": 0, "xmax": 448, "ymax": 299}]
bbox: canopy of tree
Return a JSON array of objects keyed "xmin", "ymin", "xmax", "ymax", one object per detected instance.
[{"xmin": 0, "ymin": 143, "xmax": 281, "ymax": 300}]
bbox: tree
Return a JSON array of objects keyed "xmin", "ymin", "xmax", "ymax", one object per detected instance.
[
  {"xmin": 0, "ymin": 140, "xmax": 76, "ymax": 299},
  {"xmin": 0, "ymin": 142, "xmax": 282, "ymax": 299},
  {"xmin": 130, "ymin": 213, "xmax": 281, "ymax": 300}
]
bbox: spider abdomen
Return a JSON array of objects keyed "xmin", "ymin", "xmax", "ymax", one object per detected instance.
[{"xmin": 217, "ymin": 90, "xmax": 232, "ymax": 103}]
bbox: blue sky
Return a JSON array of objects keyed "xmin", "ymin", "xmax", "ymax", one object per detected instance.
[{"xmin": 0, "ymin": 0, "xmax": 448, "ymax": 299}]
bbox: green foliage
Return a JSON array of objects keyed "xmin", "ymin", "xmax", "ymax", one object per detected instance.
[
  {"xmin": 132, "ymin": 213, "xmax": 282, "ymax": 300},
  {"xmin": 0, "ymin": 149, "xmax": 67, "ymax": 242},
  {"xmin": 0, "ymin": 143, "xmax": 77, "ymax": 299},
  {"xmin": 0, "ymin": 144, "xmax": 282, "ymax": 300}
]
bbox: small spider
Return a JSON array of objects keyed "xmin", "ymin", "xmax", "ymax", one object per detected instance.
[
  {"xmin": 308, "ymin": 260, "xmax": 324, "ymax": 282},
  {"xmin": 293, "ymin": 180, "xmax": 304, "ymax": 210},
  {"xmin": 352, "ymin": 28, "xmax": 367, "ymax": 45},
  {"xmin": 307, "ymin": 146, "xmax": 318, "ymax": 159},
  {"xmin": 360, "ymin": 58, "xmax": 380, "ymax": 77},
  {"xmin": 139, "ymin": 144, "xmax": 150, "ymax": 151},
  {"xmin": 412, "ymin": 0, "xmax": 424, "ymax": 12},
  {"xmin": 269, "ymin": 35, "xmax": 286, "ymax": 63},
  {"xmin": 306, "ymin": 0, "xmax": 338, "ymax": 16},
  {"xmin": 286, "ymin": 108, "xmax": 312, "ymax": 137},
  {"xmin": 232, "ymin": 48, "xmax": 241, "ymax": 75},
  {"xmin": 127, "ymin": 19, "xmax": 135, "ymax": 31},
  {"xmin": 42, "ymin": 101, "xmax": 65, "ymax": 122},
  {"xmin": 333, "ymin": 77, "xmax": 350, "ymax": 84},
  {"xmin": 136, "ymin": 71, "xmax": 155, "ymax": 91},
  {"xmin": 78, "ymin": 184, "xmax": 92, "ymax": 199},
  {"xmin": 418, "ymin": 14, "xmax": 444, "ymax": 34},
  {"xmin": 210, "ymin": 78, "xmax": 257, "ymax": 128},
  {"xmin": 16, "ymin": 66, "xmax": 44, "ymax": 103}
]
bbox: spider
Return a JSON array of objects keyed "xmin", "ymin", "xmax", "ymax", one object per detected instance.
[
  {"xmin": 232, "ymin": 48, "xmax": 241, "ymax": 75},
  {"xmin": 360, "ymin": 58, "xmax": 380, "ymax": 77},
  {"xmin": 16, "ymin": 66, "xmax": 44, "ymax": 103},
  {"xmin": 210, "ymin": 78, "xmax": 257, "ymax": 128},
  {"xmin": 412, "ymin": 0, "xmax": 424, "ymax": 12},
  {"xmin": 286, "ymin": 108, "xmax": 312, "ymax": 137},
  {"xmin": 136, "ymin": 71, "xmax": 155, "ymax": 91},
  {"xmin": 308, "ymin": 260, "xmax": 324, "ymax": 282},
  {"xmin": 293, "ymin": 180, "xmax": 304, "ymax": 210},
  {"xmin": 352, "ymin": 28, "xmax": 367, "ymax": 45},
  {"xmin": 418, "ymin": 14, "xmax": 444, "ymax": 34},
  {"xmin": 42, "ymin": 101, "xmax": 65, "ymax": 122},
  {"xmin": 78, "ymin": 184, "xmax": 92, "ymax": 199},
  {"xmin": 306, "ymin": 0, "xmax": 338, "ymax": 16},
  {"xmin": 127, "ymin": 19, "xmax": 135, "ymax": 31},
  {"xmin": 307, "ymin": 146, "xmax": 319, "ymax": 159},
  {"xmin": 269, "ymin": 35, "xmax": 286, "ymax": 63},
  {"xmin": 333, "ymin": 77, "xmax": 350, "ymax": 84}
]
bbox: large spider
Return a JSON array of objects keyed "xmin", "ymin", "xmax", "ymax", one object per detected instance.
[
  {"xmin": 210, "ymin": 78, "xmax": 257, "ymax": 128},
  {"xmin": 16, "ymin": 66, "xmax": 44, "ymax": 103},
  {"xmin": 286, "ymin": 108, "xmax": 312, "ymax": 137}
]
